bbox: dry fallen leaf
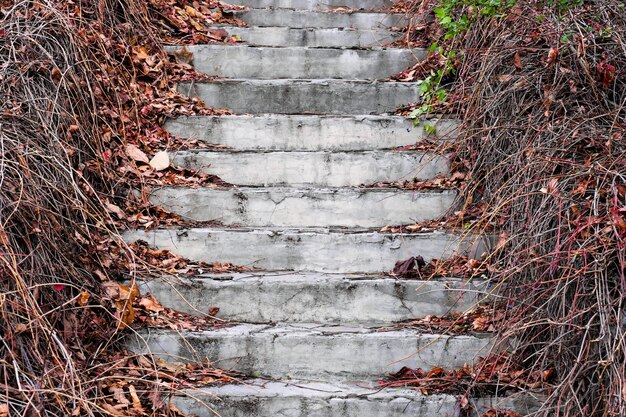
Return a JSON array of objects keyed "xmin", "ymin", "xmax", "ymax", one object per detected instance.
[
  {"xmin": 106, "ymin": 202, "xmax": 125, "ymax": 219},
  {"xmin": 172, "ymin": 46, "xmax": 193, "ymax": 65},
  {"xmin": 513, "ymin": 51, "xmax": 522, "ymax": 69},
  {"xmin": 126, "ymin": 144, "xmax": 150, "ymax": 164},
  {"xmin": 546, "ymin": 47, "xmax": 559, "ymax": 65},
  {"xmin": 149, "ymin": 151, "xmax": 170, "ymax": 171},
  {"xmin": 128, "ymin": 385, "xmax": 145, "ymax": 413},
  {"xmin": 77, "ymin": 291, "xmax": 90, "ymax": 306},
  {"xmin": 0, "ymin": 404, "xmax": 8, "ymax": 417}
]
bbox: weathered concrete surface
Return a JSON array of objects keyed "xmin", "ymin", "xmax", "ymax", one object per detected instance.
[
  {"xmin": 180, "ymin": 79, "xmax": 419, "ymax": 115},
  {"xmin": 169, "ymin": 380, "xmax": 544, "ymax": 417},
  {"xmin": 169, "ymin": 380, "xmax": 462, "ymax": 417},
  {"xmin": 122, "ymin": 228, "xmax": 490, "ymax": 272},
  {"xmin": 225, "ymin": 0, "xmax": 394, "ymax": 9},
  {"xmin": 171, "ymin": 150, "xmax": 448, "ymax": 186},
  {"xmin": 149, "ymin": 187, "xmax": 456, "ymax": 227},
  {"xmin": 213, "ymin": 26, "xmax": 401, "ymax": 47},
  {"xmin": 165, "ymin": 45, "xmax": 424, "ymax": 79},
  {"xmin": 137, "ymin": 273, "xmax": 488, "ymax": 323},
  {"xmin": 127, "ymin": 325, "xmax": 493, "ymax": 378},
  {"xmin": 165, "ymin": 115, "xmax": 459, "ymax": 151},
  {"xmin": 232, "ymin": 10, "xmax": 407, "ymax": 29}
]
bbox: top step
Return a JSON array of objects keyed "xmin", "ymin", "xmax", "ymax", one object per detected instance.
[
  {"xmin": 230, "ymin": 10, "xmax": 407, "ymax": 29},
  {"xmin": 226, "ymin": 0, "xmax": 394, "ymax": 10}
]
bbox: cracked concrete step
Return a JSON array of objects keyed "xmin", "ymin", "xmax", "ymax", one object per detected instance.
[
  {"xmin": 167, "ymin": 45, "xmax": 424, "ymax": 79},
  {"xmin": 137, "ymin": 272, "xmax": 487, "ymax": 323},
  {"xmin": 127, "ymin": 324, "xmax": 493, "ymax": 379},
  {"xmin": 231, "ymin": 10, "xmax": 407, "ymax": 29},
  {"xmin": 179, "ymin": 80, "xmax": 419, "ymax": 115},
  {"xmin": 167, "ymin": 380, "xmax": 543, "ymax": 417},
  {"xmin": 226, "ymin": 0, "xmax": 394, "ymax": 9},
  {"xmin": 122, "ymin": 228, "xmax": 488, "ymax": 272},
  {"xmin": 149, "ymin": 187, "xmax": 456, "ymax": 228},
  {"xmin": 166, "ymin": 115, "xmax": 459, "ymax": 151},
  {"xmin": 171, "ymin": 150, "xmax": 448, "ymax": 187},
  {"xmin": 220, "ymin": 26, "xmax": 400, "ymax": 47}
]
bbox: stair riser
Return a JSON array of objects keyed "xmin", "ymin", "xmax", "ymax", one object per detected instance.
[
  {"xmin": 149, "ymin": 188, "xmax": 456, "ymax": 228},
  {"xmin": 170, "ymin": 386, "xmax": 542, "ymax": 417},
  {"xmin": 233, "ymin": 10, "xmax": 407, "ymax": 29},
  {"xmin": 128, "ymin": 328, "xmax": 492, "ymax": 379},
  {"xmin": 171, "ymin": 151, "xmax": 448, "ymax": 187},
  {"xmin": 180, "ymin": 81, "xmax": 419, "ymax": 115},
  {"xmin": 221, "ymin": 27, "xmax": 401, "ymax": 47},
  {"xmin": 167, "ymin": 45, "xmax": 424, "ymax": 79},
  {"xmin": 225, "ymin": 0, "xmax": 395, "ymax": 10},
  {"xmin": 137, "ymin": 275, "xmax": 487, "ymax": 323},
  {"xmin": 165, "ymin": 115, "xmax": 459, "ymax": 151},
  {"xmin": 123, "ymin": 229, "xmax": 489, "ymax": 273},
  {"xmin": 170, "ymin": 389, "xmax": 460, "ymax": 417}
]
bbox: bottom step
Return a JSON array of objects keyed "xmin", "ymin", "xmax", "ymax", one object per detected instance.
[{"xmin": 169, "ymin": 379, "xmax": 543, "ymax": 417}]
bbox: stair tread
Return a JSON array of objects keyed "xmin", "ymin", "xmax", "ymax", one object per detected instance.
[
  {"xmin": 136, "ymin": 272, "xmax": 487, "ymax": 323},
  {"xmin": 165, "ymin": 115, "xmax": 459, "ymax": 151},
  {"xmin": 123, "ymin": 227, "xmax": 487, "ymax": 273},
  {"xmin": 213, "ymin": 26, "xmax": 402, "ymax": 47},
  {"xmin": 164, "ymin": 44, "xmax": 425, "ymax": 79},
  {"xmin": 228, "ymin": 9, "xmax": 408, "ymax": 29},
  {"xmin": 169, "ymin": 379, "xmax": 543, "ymax": 417}
]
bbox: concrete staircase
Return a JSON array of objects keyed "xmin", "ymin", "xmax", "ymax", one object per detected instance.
[{"xmin": 125, "ymin": 1, "xmax": 540, "ymax": 416}]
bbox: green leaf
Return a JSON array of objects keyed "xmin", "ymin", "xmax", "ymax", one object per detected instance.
[{"xmin": 423, "ymin": 124, "xmax": 437, "ymax": 135}]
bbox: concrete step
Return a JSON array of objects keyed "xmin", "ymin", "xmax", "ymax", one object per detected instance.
[
  {"xmin": 167, "ymin": 380, "xmax": 543, "ymax": 417},
  {"xmin": 221, "ymin": 26, "xmax": 401, "ymax": 47},
  {"xmin": 167, "ymin": 45, "xmax": 424, "ymax": 79},
  {"xmin": 122, "ymin": 228, "xmax": 488, "ymax": 273},
  {"xmin": 137, "ymin": 272, "xmax": 487, "ymax": 323},
  {"xmin": 165, "ymin": 115, "xmax": 459, "ymax": 151},
  {"xmin": 225, "ymin": 0, "xmax": 394, "ymax": 10},
  {"xmin": 232, "ymin": 10, "xmax": 407, "ymax": 29},
  {"xmin": 171, "ymin": 150, "xmax": 448, "ymax": 187},
  {"xmin": 179, "ymin": 80, "xmax": 419, "ymax": 115},
  {"xmin": 127, "ymin": 324, "xmax": 493, "ymax": 379},
  {"xmin": 149, "ymin": 187, "xmax": 456, "ymax": 228}
]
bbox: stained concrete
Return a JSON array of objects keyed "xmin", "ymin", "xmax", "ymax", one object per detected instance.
[
  {"xmin": 210, "ymin": 26, "xmax": 401, "ymax": 47},
  {"xmin": 148, "ymin": 187, "xmax": 456, "ymax": 227},
  {"xmin": 127, "ymin": 324, "xmax": 493, "ymax": 378},
  {"xmin": 170, "ymin": 150, "xmax": 448, "ymax": 186},
  {"xmin": 168, "ymin": 380, "xmax": 544, "ymax": 417},
  {"xmin": 122, "ymin": 228, "xmax": 490, "ymax": 273},
  {"xmin": 169, "ymin": 380, "xmax": 462, "ymax": 417},
  {"xmin": 225, "ymin": 0, "xmax": 395, "ymax": 9},
  {"xmin": 165, "ymin": 115, "xmax": 459, "ymax": 151},
  {"xmin": 179, "ymin": 79, "xmax": 420, "ymax": 115},
  {"xmin": 231, "ymin": 10, "xmax": 407, "ymax": 29},
  {"xmin": 135, "ymin": 273, "xmax": 489, "ymax": 323},
  {"xmin": 165, "ymin": 45, "xmax": 425, "ymax": 79}
]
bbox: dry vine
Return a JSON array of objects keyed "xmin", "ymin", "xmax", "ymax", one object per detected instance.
[
  {"xmin": 0, "ymin": 0, "xmax": 239, "ymax": 415},
  {"xmin": 446, "ymin": 1, "xmax": 624, "ymax": 415}
]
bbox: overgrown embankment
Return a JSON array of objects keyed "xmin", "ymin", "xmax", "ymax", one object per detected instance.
[
  {"xmin": 399, "ymin": 1, "xmax": 625, "ymax": 415},
  {"xmin": 0, "ymin": 1, "xmax": 245, "ymax": 415}
]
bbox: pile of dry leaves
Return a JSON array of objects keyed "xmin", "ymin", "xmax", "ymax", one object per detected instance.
[{"xmin": 382, "ymin": 352, "xmax": 554, "ymax": 397}]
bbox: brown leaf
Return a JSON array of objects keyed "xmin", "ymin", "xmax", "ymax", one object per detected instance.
[
  {"xmin": 513, "ymin": 52, "xmax": 522, "ymax": 69},
  {"xmin": 546, "ymin": 47, "xmax": 559, "ymax": 65},
  {"xmin": 106, "ymin": 202, "xmax": 125, "ymax": 219},
  {"xmin": 126, "ymin": 144, "xmax": 149, "ymax": 164},
  {"xmin": 100, "ymin": 403, "xmax": 125, "ymax": 416},
  {"xmin": 172, "ymin": 46, "xmax": 193, "ymax": 65},
  {"xmin": 139, "ymin": 295, "xmax": 166, "ymax": 313},
  {"xmin": 77, "ymin": 291, "xmax": 90, "ymax": 306},
  {"xmin": 128, "ymin": 385, "xmax": 145, "ymax": 413}
]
